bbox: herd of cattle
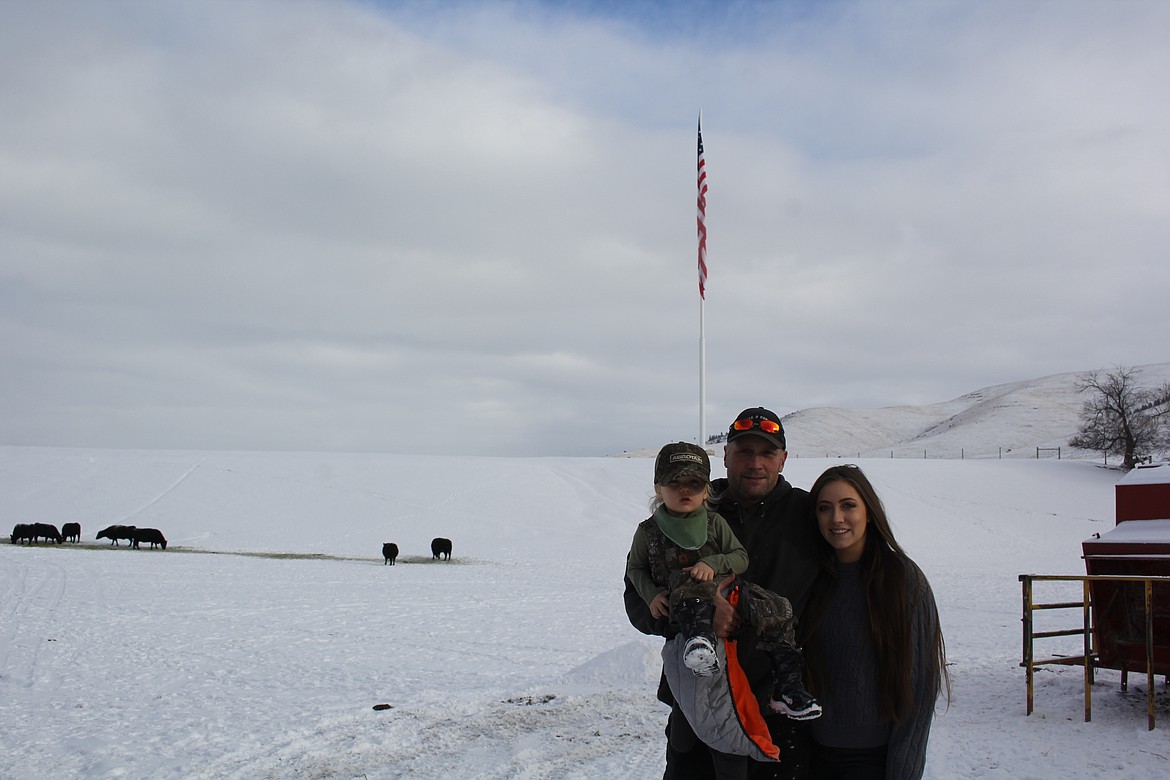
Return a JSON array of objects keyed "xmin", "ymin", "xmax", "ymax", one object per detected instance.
[
  {"xmin": 10, "ymin": 523, "xmax": 168, "ymax": 549},
  {"xmin": 11, "ymin": 524, "xmax": 452, "ymax": 564}
]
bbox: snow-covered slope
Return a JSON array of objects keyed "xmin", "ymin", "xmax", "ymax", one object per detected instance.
[{"xmin": 784, "ymin": 362, "xmax": 1170, "ymax": 459}]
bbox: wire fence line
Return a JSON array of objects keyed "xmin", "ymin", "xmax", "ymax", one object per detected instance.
[
  {"xmin": 705, "ymin": 433, "xmax": 1089, "ymax": 460},
  {"xmin": 706, "ymin": 433, "xmax": 1168, "ymax": 464},
  {"xmin": 785, "ymin": 446, "xmax": 1084, "ymax": 461},
  {"xmin": 783, "ymin": 448, "xmax": 1170, "ymax": 464}
]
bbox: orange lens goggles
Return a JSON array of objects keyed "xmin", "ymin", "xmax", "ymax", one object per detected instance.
[{"xmin": 732, "ymin": 417, "xmax": 781, "ymax": 434}]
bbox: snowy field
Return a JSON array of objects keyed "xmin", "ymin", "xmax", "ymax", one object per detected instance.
[{"xmin": 2, "ymin": 446, "xmax": 1169, "ymax": 779}]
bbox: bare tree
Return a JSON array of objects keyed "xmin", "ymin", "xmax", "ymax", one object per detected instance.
[{"xmin": 1069, "ymin": 366, "xmax": 1170, "ymax": 469}]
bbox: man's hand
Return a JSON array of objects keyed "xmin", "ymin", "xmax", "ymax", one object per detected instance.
[
  {"xmin": 650, "ymin": 591, "xmax": 670, "ymax": 619},
  {"xmin": 712, "ymin": 575, "xmax": 740, "ymax": 638}
]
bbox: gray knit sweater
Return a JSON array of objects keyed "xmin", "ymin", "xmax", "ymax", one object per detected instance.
[{"xmin": 808, "ymin": 558, "xmax": 939, "ymax": 780}]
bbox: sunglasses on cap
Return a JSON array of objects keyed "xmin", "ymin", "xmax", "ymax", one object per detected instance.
[{"xmin": 732, "ymin": 417, "xmax": 782, "ymax": 434}]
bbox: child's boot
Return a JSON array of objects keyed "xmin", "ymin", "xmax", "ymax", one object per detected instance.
[
  {"xmin": 769, "ymin": 681, "xmax": 822, "ymax": 720},
  {"xmin": 674, "ymin": 598, "xmax": 720, "ymax": 676},
  {"xmin": 766, "ymin": 648, "xmax": 822, "ymax": 720}
]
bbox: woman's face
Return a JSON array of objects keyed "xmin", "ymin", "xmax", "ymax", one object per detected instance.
[
  {"xmin": 815, "ymin": 479, "xmax": 868, "ymax": 563},
  {"xmin": 656, "ymin": 477, "xmax": 709, "ymax": 515}
]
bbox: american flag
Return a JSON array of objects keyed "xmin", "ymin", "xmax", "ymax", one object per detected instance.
[{"xmin": 696, "ymin": 117, "xmax": 708, "ymax": 300}]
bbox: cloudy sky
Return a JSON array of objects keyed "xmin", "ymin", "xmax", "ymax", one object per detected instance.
[{"xmin": 2, "ymin": 0, "xmax": 1167, "ymax": 457}]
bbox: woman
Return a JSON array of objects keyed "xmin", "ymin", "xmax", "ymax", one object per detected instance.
[{"xmin": 802, "ymin": 465, "xmax": 949, "ymax": 780}]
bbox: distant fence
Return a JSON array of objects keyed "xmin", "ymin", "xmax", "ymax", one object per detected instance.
[
  {"xmin": 785, "ymin": 446, "xmax": 1083, "ymax": 460},
  {"xmin": 708, "ymin": 439, "xmax": 1167, "ymax": 463}
]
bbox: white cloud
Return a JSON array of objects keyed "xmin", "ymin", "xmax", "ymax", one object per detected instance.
[{"xmin": 1, "ymin": 0, "xmax": 1168, "ymax": 455}]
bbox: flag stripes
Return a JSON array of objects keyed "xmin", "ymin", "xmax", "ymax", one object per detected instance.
[{"xmin": 696, "ymin": 118, "xmax": 708, "ymax": 300}]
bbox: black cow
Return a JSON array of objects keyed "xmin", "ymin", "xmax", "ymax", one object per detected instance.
[
  {"xmin": 61, "ymin": 522, "xmax": 82, "ymax": 543},
  {"xmin": 96, "ymin": 525, "xmax": 137, "ymax": 546},
  {"xmin": 32, "ymin": 522, "xmax": 63, "ymax": 544},
  {"xmin": 382, "ymin": 542, "xmax": 399, "ymax": 565},
  {"xmin": 11, "ymin": 524, "xmax": 34, "ymax": 545},
  {"xmin": 431, "ymin": 537, "xmax": 452, "ymax": 561},
  {"xmin": 131, "ymin": 527, "xmax": 167, "ymax": 550}
]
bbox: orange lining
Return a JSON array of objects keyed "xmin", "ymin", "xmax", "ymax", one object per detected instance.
[
  {"xmin": 724, "ymin": 640, "xmax": 780, "ymax": 760},
  {"xmin": 725, "ymin": 585, "xmax": 780, "ymax": 761}
]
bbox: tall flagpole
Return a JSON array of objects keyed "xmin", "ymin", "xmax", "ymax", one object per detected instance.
[{"xmin": 696, "ymin": 113, "xmax": 708, "ymax": 448}]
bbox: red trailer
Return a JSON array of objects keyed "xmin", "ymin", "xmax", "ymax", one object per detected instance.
[
  {"xmin": 1082, "ymin": 463, "xmax": 1170, "ymax": 676},
  {"xmin": 1115, "ymin": 462, "xmax": 1170, "ymax": 522}
]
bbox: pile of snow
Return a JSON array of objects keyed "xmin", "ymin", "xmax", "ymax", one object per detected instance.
[{"xmin": 3, "ymin": 444, "xmax": 1170, "ymax": 778}]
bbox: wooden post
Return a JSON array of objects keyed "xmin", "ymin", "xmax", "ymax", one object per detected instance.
[
  {"xmin": 1022, "ymin": 575, "xmax": 1034, "ymax": 715},
  {"xmin": 1083, "ymin": 579, "xmax": 1092, "ymax": 722},
  {"xmin": 1146, "ymin": 580, "xmax": 1156, "ymax": 731}
]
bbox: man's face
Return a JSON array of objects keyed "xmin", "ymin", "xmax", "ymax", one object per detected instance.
[{"xmin": 723, "ymin": 436, "xmax": 787, "ymax": 505}]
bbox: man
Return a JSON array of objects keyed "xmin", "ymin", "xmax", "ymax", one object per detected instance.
[{"xmin": 624, "ymin": 407, "xmax": 821, "ymax": 780}]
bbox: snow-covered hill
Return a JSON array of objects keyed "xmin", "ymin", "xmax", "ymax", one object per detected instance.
[
  {"xmin": 617, "ymin": 362, "xmax": 1170, "ymax": 461},
  {"xmin": 783, "ymin": 362, "xmax": 1170, "ymax": 460}
]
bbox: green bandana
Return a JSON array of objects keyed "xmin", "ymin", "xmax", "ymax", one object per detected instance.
[{"xmin": 652, "ymin": 505, "xmax": 708, "ymax": 550}]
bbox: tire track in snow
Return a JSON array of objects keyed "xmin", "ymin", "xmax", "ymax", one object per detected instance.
[
  {"xmin": 0, "ymin": 554, "xmax": 67, "ymax": 688},
  {"xmin": 0, "ymin": 556, "xmax": 33, "ymax": 673},
  {"xmin": 115, "ymin": 459, "xmax": 204, "ymax": 524},
  {"xmin": 549, "ymin": 461, "xmax": 644, "ymax": 520}
]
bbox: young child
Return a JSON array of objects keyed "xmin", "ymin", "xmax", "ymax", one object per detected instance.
[{"xmin": 625, "ymin": 441, "xmax": 821, "ymax": 721}]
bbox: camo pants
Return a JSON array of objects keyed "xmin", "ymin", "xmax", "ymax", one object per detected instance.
[{"xmin": 668, "ymin": 573, "xmax": 798, "ymax": 652}]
